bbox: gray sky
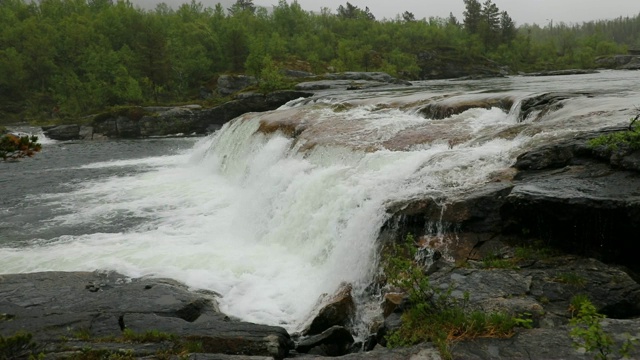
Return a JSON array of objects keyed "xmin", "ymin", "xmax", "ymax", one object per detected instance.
[{"xmin": 132, "ymin": 0, "xmax": 639, "ymax": 26}]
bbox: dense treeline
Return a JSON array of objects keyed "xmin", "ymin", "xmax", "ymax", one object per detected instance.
[{"xmin": 0, "ymin": 0, "xmax": 638, "ymax": 121}]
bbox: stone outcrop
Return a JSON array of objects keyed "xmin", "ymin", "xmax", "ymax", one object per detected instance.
[
  {"xmin": 83, "ymin": 90, "xmax": 313, "ymax": 139},
  {"xmin": 383, "ymin": 128, "xmax": 640, "ymax": 273},
  {"xmin": 518, "ymin": 92, "xmax": 586, "ymax": 122},
  {"xmin": 295, "ymin": 72, "xmax": 411, "ymax": 91},
  {"xmin": 42, "ymin": 124, "xmax": 82, "ymax": 140},
  {"xmin": 302, "ymin": 283, "xmax": 356, "ymax": 336},
  {"xmin": 418, "ymin": 95, "xmax": 514, "ymax": 120},
  {"xmin": 0, "ymin": 271, "xmax": 293, "ymax": 359},
  {"xmin": 296, "ymin": 326, "xmax": 355, "ymax": 356},
  {"xmin": 596, "ymin": 55, "xmax": 640, "ymax": 70}
]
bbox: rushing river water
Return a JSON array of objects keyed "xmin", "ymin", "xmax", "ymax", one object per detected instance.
[{"xmin": 1, "ymin": 70, "xmax": 639, "ymax": 333}]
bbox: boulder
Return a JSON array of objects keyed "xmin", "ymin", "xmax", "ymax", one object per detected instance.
[
  {"xmin": 303, "ymin": 283, "xmax": 355, "ymax": 336},
  {"xmin": 518, "ymin": 92, "xmax": 586, "ymax": 122},
  {"xmin": 42, "ymin": 124, "xmax": 81, "ymax": 140},
  {"xmin": 296, "ymin": 326, "xmax": 354, "ymax": 356},
  {"xmin": 418, "ymin": 96, "xmax": 514, "ymax": 120}
]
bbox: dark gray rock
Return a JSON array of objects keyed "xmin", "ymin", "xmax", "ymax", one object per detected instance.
[
  {"xmin": 42, "ymin": 124, "xmax": 81, "ymax": 140},
  {"xmin": 296, "ymin": 343, "xmax": 442, "ymax": 359},
  {"xmin": 296, "ymin": 326, "xmax": 354, "ymax": 356},
  {"xmin": 295, "ymin": 80, "xmax": 389, "ymax": 91},
  {"xmin": 0, "ymin": 271, "xmax": 293, "ymax": 359},
  {"xmin": 295, "ymin": 72, "xmax": 411, "ymax": 91},
  {"xmin": 596, "ymin": 55, "xmax": 640, "ymax": 69},
  {"xmin": 383, "ymin": 126, "xmax": 640, "ymax": 272},
  {"xmin": 518, "ymin": 92, "xmax": 585, "ymax": 122},
  {"xmin": 91, "ymin": 91, "xmax": 313, "ymax": 139},
  {"xmin": 303, "ymin": 283, "xmax": 355, "ymax": 336},
  {"xmin": 452, "ymin": 320, "xmax": 640, "ymax": 360},
  {"xmin": 419, "ymin": 96, "xmax": 514, "ymax": 120},
  {"xmin": 323, "ymin": 72, "xmax": 411, "ymax": 85}
]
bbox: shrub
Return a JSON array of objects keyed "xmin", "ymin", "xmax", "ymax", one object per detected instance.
[
  {"xmin": 569, "ymin": 295, "xmax": 637, "ymax": 359},
  {"xmin": 588, "ymin": 115, "xmax": 640, "ymax": 152},
  {"xmin": 385, "ymin": 234, "xmax": 528, "ymax": 359},
  {"xmin": 0, "ymin": 332, "xmax": 38, "ymax": 360},
  {"xmin": 0, "ymin": 134, "xmax": 41, "ymax": 160}
]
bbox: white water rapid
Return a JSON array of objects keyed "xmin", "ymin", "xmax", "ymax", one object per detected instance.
[{"xmin": 1, "ymin": 71, "xmax": 638, "ymax": 334}]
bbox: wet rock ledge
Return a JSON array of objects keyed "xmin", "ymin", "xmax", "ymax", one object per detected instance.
[
  {"xmin": 0, "ymin": 271, "xmax": 444, "ymax": 359},
  {"xmin": 0, "ymin": 271, "xmax": 293, "ymax": 359}
]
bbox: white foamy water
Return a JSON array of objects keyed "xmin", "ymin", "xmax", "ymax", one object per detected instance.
[{"xmin": 2, "ymin": 71, "xmax": 639, "ymax": 333}]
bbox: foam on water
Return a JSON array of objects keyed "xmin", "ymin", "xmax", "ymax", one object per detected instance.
[{"xmin": 0, "ymin": 106, "xmax": 522, "ymax": 332}]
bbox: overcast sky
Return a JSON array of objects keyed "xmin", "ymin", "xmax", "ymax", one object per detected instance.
[{"xmin": 132, "ymin": 0, "xmax": 639, "ymax": 26}]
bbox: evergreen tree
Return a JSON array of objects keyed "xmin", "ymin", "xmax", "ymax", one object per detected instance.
[
  {"xmin": 480, "ymin": 0, "xmax": 501, "ymax": 49},
  {"xmin": 500, "ymin": 11, "xmax": 516, "ymax": 43},
  {"xmin": 402, "ymin": 11, "xmax": 415, "ymax": 22},
  {"xmin": 463, "ymin": 0, "xmax": 482, "ymax": 34},
  {"xmin": 228, "ymin": 0, "xmax": 255, "ymax": 15}
]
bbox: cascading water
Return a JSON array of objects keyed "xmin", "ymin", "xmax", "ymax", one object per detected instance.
[{"xmin": 1, "ymin": 71, "xmax": 638, "ymax": 335}]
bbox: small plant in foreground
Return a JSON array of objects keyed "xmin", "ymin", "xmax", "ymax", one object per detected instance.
[
  {"xmin": 121, "ymin": 329, "xmax": 176, "ymax": 343},
  {"xmin": 569, "ymin": 295, "xmax": 637, "ymax": 360},
  {"xmin": 0, "ymin": 331, "xmax": 38, "ymax": 360},
  {"xmin": 554, "ymin": 272, "xmax": 587, "ymax": 287},
  {"xmin": 384, "ymin": 234, "xmax": 527, "ymax": 359},
  {"xmin": 588, "ymin": 115, "xmax": 640, "ymax": 152},
  {"xmin": 482, "ymin": 253, "xmax": 518, "ymax": 269}
]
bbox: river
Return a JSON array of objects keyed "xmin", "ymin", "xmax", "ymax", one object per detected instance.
[{"xmin": 1, "ymin": 70, "xmax": 638, "ymax": 333}]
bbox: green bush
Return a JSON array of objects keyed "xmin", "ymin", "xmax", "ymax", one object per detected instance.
[
  {"xmin": 569, "ymin": 295, "xmax": 637, "ymax": 359},
  {"xmin": 588, "ymin": 115, "xmax": 640, "ymax": 152},
  {"xmin": 0, "ymin": 332, "xmax": 38, "ymax": 360},
  {"xmin": 384, "ymin": 234, "xmax": 528, "ymax": 359},
  {"xmin": 0, "ymin": 133, "xmax": 41, "ymax": 160}
]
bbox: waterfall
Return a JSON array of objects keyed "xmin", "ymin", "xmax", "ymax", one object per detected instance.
[{"xmin": 2, "ymin": 71, "xmax": 637, "ymax": 334}]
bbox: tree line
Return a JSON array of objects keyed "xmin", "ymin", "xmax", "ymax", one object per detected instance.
[{"xmin": 0, "ymin": 0, "xmax": 637, "ymax": 122}]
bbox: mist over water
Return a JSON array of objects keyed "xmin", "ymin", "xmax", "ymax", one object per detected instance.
[{"xmin": 1, "ymin": 71, "xmax": 639, "ymax": 332}]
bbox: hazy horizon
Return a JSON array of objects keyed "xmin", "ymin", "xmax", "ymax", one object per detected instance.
[{"xmin": 129, "ymin": 0, "xmax": 639, "ymax": 27}]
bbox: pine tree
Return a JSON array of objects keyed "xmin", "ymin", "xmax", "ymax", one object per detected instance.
[
  {"xmin": 463, "ymin": 0, "xmax": 482, "ymax": 34},
  {"xmin": 500, "ymin": 11, "xmax": 516, "ymax": 43}
]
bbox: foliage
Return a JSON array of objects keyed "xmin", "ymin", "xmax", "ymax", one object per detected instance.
[
  {"xmin": 257, "ymin": 56, "xmax": 288, "ymax": 93},
  {"xmin": 554, "ymin": 272, "xmax": 587, "ymax": 287},
  {"xmin": 385, "ymin": 234, "xmax": 528, "ymax": 359},
  {"xmin": 513, "ymin": 242, "xmax": 557, "ymax": 261},
  {"xmin": 0, "ymin": 134, "xmax": 41, "ymax": 160},
  {"xmin": 0, "ymin": 0, "xmax": 638, "ymax": 122},
  {"xmin": 588, "ymin": 115, "xmax": 640, "ymax": 152},
  {"xmin": 121, "ymin": 329, "xmax": 177, "ymax": 343},
  {"xmin": 0, "ymin": 332, "xmax": 38, "ymax": 360},
  {"xmin": 569, "ymin": 295, "xmax": 637, "ymax": 359},
  {"xmin": 482, "ymin": 253, "xmax": 518, "ymax": 269}
]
